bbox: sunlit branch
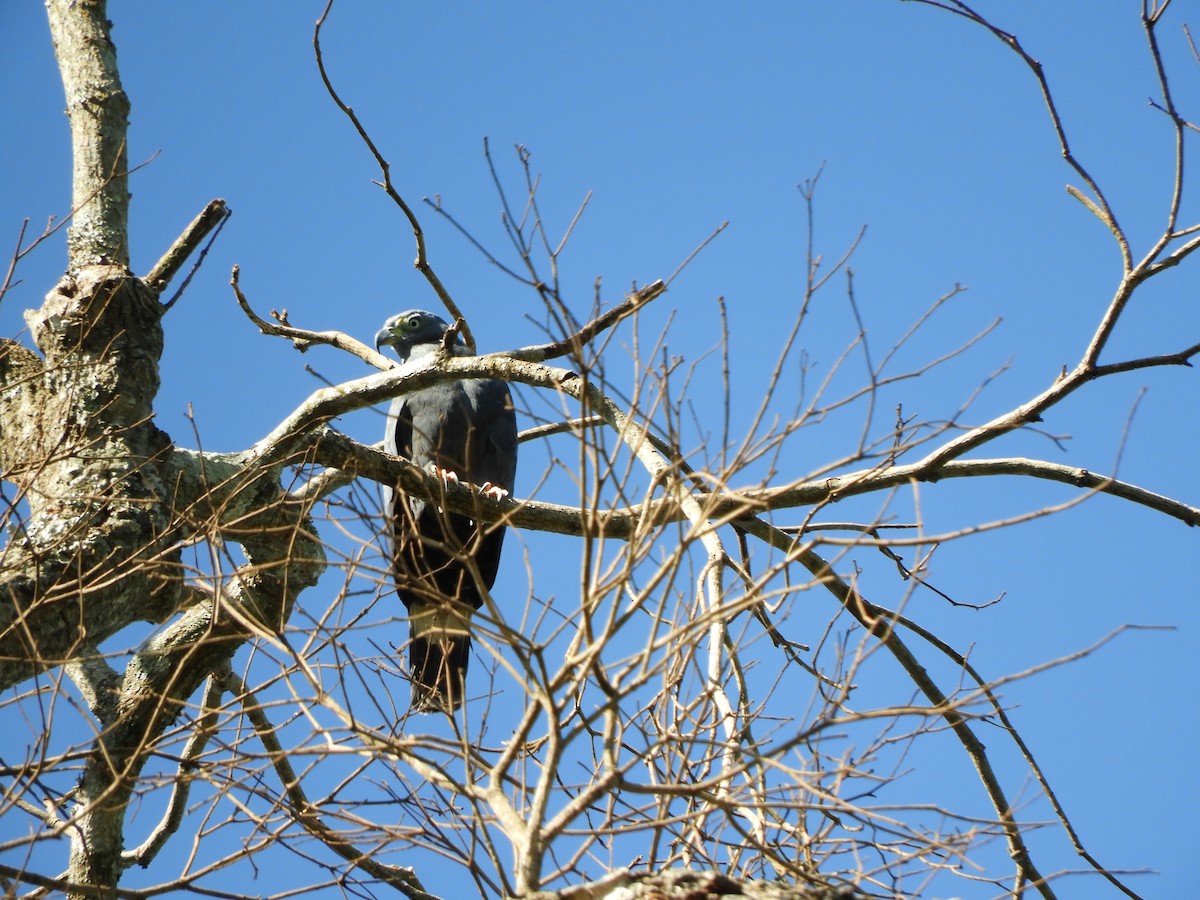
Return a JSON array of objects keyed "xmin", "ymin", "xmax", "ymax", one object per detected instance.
[
  {"xmin": 145, "ymin": 198, "xmax": 229, "ymax": 300},
  {"xmin": 231, "ymin": 265, "xmax": 395, "ymax": 370}
]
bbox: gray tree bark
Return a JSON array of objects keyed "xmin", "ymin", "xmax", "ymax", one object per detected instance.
[
  {"xmin": 526, "ymin": 870, "xmax": 867, "ymax": 900},
  {"xmin": 46, "ymin": 0, "xmax": 130, "ymax": 269}
]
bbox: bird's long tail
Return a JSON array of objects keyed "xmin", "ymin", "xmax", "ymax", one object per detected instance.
[{"xmin": 407, "ymin": 603, "xmax": 472, "ymax": 713}]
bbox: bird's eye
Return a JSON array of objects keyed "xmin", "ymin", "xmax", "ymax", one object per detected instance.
[{"xmin": 406, "ymin": 315, "xmax": 421, "ymax": 329}]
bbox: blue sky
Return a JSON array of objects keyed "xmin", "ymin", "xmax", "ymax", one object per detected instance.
[{"xmin": 3, "ymin": 3, "xmax": 1198, "ymax": 899}]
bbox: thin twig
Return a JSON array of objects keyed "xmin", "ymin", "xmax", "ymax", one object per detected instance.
[
  {"xmin": 224, "ymin": 670, "xmax": 440, "ymax": 900},
  {"xmin": 508, "ymin": 280, "xmax": 667, "ymax": 363},
  {"xmin": 231, "ymin": 265, "xmax": 395, "ymax": 370},
  {"xmin": 121, "ymin": 675, "xmax": 225, "ymax": 869},
  {"xmin": 312, "ymin": 0, "xmax": 471, "ymax": 350}
]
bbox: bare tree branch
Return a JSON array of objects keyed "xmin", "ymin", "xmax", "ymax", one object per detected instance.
[{"xmin": 145, "ymin": 198, "xmax": 230, "ymax": 302}]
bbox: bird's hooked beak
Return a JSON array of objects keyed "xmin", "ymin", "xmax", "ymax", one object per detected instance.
[{"xmin": 374, "ymin": 325, "xmax": 397, "ymax": 352}]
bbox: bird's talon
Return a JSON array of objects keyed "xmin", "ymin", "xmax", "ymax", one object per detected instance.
[
  {"xmin": 427, "ymin": 464, "xmax": 460, "ymax": 485},
  {"xmin": 480, "ymin": 482, "xmax": 510, "ymax": 500}
]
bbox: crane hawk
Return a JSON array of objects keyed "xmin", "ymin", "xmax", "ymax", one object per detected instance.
[{"xmin": 375, "ymin": 310, "xmax": 518, "ymax": 713}]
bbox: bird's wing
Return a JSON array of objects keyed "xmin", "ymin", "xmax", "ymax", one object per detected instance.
[
  {"xmin": 380, "ymin": 394, "xmax": 411, "ymax": 518},
  {"xmin": 462, "ymin": 379, "xmax": 518, "ymax": 492}
]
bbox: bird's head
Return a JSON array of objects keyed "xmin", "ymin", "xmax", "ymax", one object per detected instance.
[{"xmin": 374, "ymin": 310, "xmax": 461, "ymax": 362}]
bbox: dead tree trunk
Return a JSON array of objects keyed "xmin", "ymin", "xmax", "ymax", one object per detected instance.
[{"xmin": 0, "ymin": 4, "xmax": 324, "ymax": 895}]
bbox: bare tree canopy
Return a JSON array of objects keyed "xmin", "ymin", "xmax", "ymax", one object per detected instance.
[{"xmin": 2, "ymin": 2, "xmax": 1197, "ymax": 899}]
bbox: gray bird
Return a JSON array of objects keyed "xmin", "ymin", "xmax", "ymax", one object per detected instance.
[{"xmin": 375, "ymin": 310, "xmax": 518, "ymax": 713}]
